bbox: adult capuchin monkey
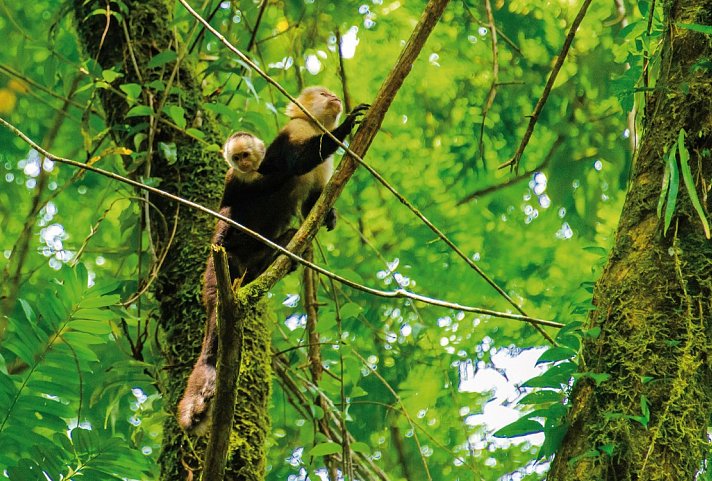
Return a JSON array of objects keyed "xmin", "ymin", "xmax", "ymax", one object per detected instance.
[{"xmin": 178, "ymin": 87, "xmax": 369, "ymax": 435}]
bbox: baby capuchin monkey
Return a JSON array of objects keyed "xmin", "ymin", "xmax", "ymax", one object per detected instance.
[{"xmin": 177, "ymin": 87, "xmax": 368, "ymax": 435}]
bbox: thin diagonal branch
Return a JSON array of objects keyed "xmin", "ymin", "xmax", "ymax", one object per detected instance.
[
  {"xmin": 499, "ymin": 0, "xmax": 594, "ymax": 173},
  {"xmin": 478, "ymin": 0, "xmax": 500, "ymax": 168},
  {"xmin": 458, "ymin": 134, "xmax": 561, "ymax": 205}
]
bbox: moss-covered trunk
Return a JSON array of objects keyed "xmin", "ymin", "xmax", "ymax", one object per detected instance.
[
  {"xmin": 548, "ymin": 0, "xmax": 712, "ymax": 479},
  {"xmin": 73, "ymin": 2, "xmax": 272, "ymax": 479}
]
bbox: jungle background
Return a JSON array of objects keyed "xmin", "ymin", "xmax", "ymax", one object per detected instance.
[{"xmin": 0, "ymin": 0, "xmax": 710, "ymax": 480}]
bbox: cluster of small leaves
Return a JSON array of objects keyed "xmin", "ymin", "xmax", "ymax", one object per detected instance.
[
  {"xmin": 0, "ymin": 265, "xmax": 157, "ymax": 480},
  {"xmin": 657, "ymin": 129, "xmax": 711, "ymax": 238},
  {"xmin": 493, "ymin": 321, "xmax": 604, "ymax": 460},
  {"xmin": 610, "ymin": 0, "xmax": 666, "ymax": 111}
]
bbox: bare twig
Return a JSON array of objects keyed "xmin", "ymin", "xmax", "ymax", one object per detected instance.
[
  {"xmin": 499, "ymin": 0, "xmax": 594, "ymax": 173},
  {"xmin": 303, "ymin": 247, "xmax": 322, "ymax": 383},
  {"xmin": 613, "ymin": 0, "xmax": 639, "ymax": 154},
  {"xmin": 336, "ymin": 28, "xmax": 352, "ymax": 112},
  {"xmin": 273, "ymin": 354, "xmax": 390, "ymax": 481},
  {"xmin": 478, "ymin": 0, "xmax": 500, "ymax": 168},
  {"xmin": 187, "ymin": 1, "xmax": 221, "ymax": 54},
  {"xmin": 458, "ymin": 134, "xmax": 561, "ymax": 205},
  {"xmin": 350, "ymin": 348, "xmax": 433, "ymax": 481},
  {"xmin": 0, "ymin": 117, "xmax": 565, "ymax": 330},
  {"xmin": 462, "ymin": 3, "xmax": 521, "ymax": 56}
]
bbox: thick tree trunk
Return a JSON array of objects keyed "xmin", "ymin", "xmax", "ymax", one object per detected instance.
[
  {"xmin": 73, "ymin": 2, "xmax": 272, "ymax": 480},
  {"xmin": 548, "ymin": 0, "xmax": 712, "ymax": 479}
]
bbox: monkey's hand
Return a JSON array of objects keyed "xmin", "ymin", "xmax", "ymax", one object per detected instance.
[
  {"xmin": 177, "ymin": 362, "xmax": 216, "ymax": 436},
  {"xmin": 344, "ymin": 103, "xmax": 370, "ymax": 127}
]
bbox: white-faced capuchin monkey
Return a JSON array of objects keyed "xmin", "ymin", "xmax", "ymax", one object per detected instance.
[{"xmin": 177, "ymin": 87, "xmax": 368, "ymax": 435}]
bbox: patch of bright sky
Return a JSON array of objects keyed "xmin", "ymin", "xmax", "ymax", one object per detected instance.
[
  {"xmin": 459, "ymin": 346, "xmax": 548, "ymax": 447},
  {"xmin": 337, "ymin": 26, "xmax": 359, "ymax": 59}
]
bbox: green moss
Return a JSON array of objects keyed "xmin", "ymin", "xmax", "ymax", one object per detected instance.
[{"xmin": 223, "ymin": 295, "xmax": 273, "ymax": 481}]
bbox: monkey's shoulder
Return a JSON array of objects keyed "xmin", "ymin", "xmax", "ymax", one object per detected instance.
[{"xmin": 283, "ymin": 118, "xmax": 320, "ymax": 142}]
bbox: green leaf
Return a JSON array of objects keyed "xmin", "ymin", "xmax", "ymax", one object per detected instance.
[
  {"xmin": 163, "ymin": 105, "xmax": 186, "ymax": 129},
  {"xmin": 101, "ymin": 69, "xmax": 123, "ymax": 83},
  {"xmin": 522, "ymin": 362, "xmax": 577, "ymax": 388},
  {"xmin": 79, "ymin": 294, "xmax": 119, "ymax": 309},
  {"xmin": 119, "ymin": 83, "xmax": 142, "ymax": 101},
  {"xmin": 640, "ymin": 395, "xmax": 650, "ymax": 420},
  {"xmin": 677, "ymin": 22, "xmax": 712, "ymax": 34},
  {"xmin": 583, "ymin": 326, "xmax": 601, "ymax": 339},
  {"xmin": 637, "ymin": 0, "xmax": 649, "ymax": 17},
  {"xmin": 555, "ymin": 333, "xmax": 581, "ymax": 351},
  {"xmin": 493, "ymin": 418, "xmax": 543, "ymax": 438},
  {"xmin": 159, "ymin": 142, "xmax": 178, "ymax": 165},
  {"xmin": 677, "ymin": 129, "xmax": 711, "ymax": 238},
  {"xmin": 125, "ymin": 105, "xmax": 153, "ymax": 118},
  {"xmin": 311, "ymin": 404, "xmax": 324, "ymax": 420},
  {"xmin": 186, "ymin": 128, "xmax": 206, "ymax": 140},
  {"xmin": 572, "ymin": 371, "xmax": 611, "ymax": 385},
  {"xmin": 538, "ymin": 423, "xmax": 568, "ymax": 458},
  {"xmin": 69, "ymin": 319, "xmax": 112, "ymax": 335},
  {"xmin": 147, "ymin": 79, "xmax": 166, "ymax": 91},
  {"xmin": 340, "ymin": 302, "xmax": 362, "ymax": 320},
  {"xmin": 519, "ymin": 390, "xmax": 562, "ymax": 405},
  {"xmin": 146, "ymin": 50, "xmax": 177, "ymax": 68},
  {"xmin": 599, "ymin": 443, "xmax": 616, "ymax": 456},
  {"xmin": 351, "ymin": 441, "xmax": 370, "ymax": 454},
  {"xmin": 536, "ymin": 347, "xmax": 578, "ymax": 364},
  {"xmin": 663, "ymin": 147, "xmax": 679, "ymax": 235},
  {"xmin": 202, "ymin": 102, "xmax": 239, "ymax": 123},
  {"xmin": 19, "ymin": 298, "xmax": 36, "ymax": 323},
  {"xmin": 568, "ymin": 449, "xmax": 601, "ymax": 466},
  {"xmin": 657, "ymin": 156, "xmax": 671, "ymax": 218},
  {"xmin": 309, "ymin": 442, "xmax": 341, "ymax": 456},
  {"xmin": 349, "ymin": 386, "xmax": 368, "ymax": 398}
]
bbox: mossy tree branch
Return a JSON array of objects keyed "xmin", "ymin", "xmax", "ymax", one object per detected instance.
[{"xmin": 202, "ymin": 245, "xmax": 244, "ymax": 481}]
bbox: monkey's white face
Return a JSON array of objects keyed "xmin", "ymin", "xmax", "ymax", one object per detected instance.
[
  {"xmin": 286, "ymin": 87, "xmax": 343, "ymax": 128},
  {"xmin": 223, "ymin": 135, "xmax": 265, "ymax": 174}
]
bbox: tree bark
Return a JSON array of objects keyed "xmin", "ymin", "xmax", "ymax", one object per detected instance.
[
  {"xmin": 548, "ymin": 0, "xmax": 712, "ymax": 479},
  {"xmin": 72, "ymin": 2, "xmax": 273, "ymax": 480}
]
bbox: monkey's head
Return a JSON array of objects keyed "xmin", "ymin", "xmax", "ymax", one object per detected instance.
[
  {"xmin": 223, "ymin": 132, "xmax": 266, "ymax": 174},
  {"xmin": 286, "ymin": 86, "xmax": 343, "ymax": 129}
]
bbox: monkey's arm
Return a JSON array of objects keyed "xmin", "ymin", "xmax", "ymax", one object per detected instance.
[
  {"xmin": 260, "ymin": 104, "xmax": 369, "ymax": 176},
  {"xmin": 211, "ymin": 207, "xmax": 232, "ymax": 245}
]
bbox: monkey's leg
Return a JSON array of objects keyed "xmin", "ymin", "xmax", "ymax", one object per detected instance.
[{"xmin": 302, "ymin": 190, "xmax": 337, "ymax": 231}]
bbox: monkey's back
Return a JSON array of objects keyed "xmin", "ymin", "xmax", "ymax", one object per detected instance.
[{"xmin": 215, "ymin": 172, "xmax": 299, "ymax": 283}]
